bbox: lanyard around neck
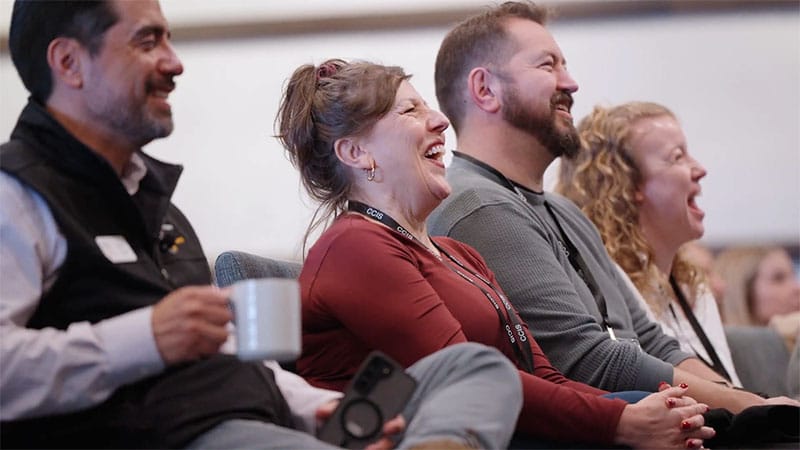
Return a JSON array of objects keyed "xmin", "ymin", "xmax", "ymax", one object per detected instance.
[
  {"xmin": 453, "ymin": 151, "xmax": 618, "ymax": 339},
  {"xmin": 453, "ymin": 151, "xmax": 529, "ymax": 201},
  {"xmin": 347, "ymin": 200, "xmax": 535, "ymax": 373},
  {"xmin": 668, "ymin": 276, "xmax": 732, "ymax": 382},
  {"xmin": 347, "ymin": 200, "xmax": 423, "ymax": 247}
]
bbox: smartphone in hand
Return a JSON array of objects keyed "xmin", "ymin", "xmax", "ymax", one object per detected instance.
[{"xmin": 317, "ymin": 351, "xmax": 417, "ymax": 449}]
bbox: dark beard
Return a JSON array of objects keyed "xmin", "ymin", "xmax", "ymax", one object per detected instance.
[
  {"xmin": 502, "ymin": 87, "xmax": 580, "ymax": 159},
  {"xmin": 88, "ymin": 76, "xmax": 176, "ymax": 147}
]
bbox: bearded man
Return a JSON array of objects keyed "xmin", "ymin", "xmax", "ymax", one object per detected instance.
[{"xmin": 428, "ymin": 0, "xmax": 781, "ymax": 415}]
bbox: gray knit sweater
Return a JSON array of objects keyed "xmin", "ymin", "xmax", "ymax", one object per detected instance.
[{"xmin": 429, "ymin": 154, "xmax": 692, "ymax": 392}]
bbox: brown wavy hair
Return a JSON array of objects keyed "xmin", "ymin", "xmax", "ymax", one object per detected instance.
[
  {"xmin": 275, "ymin": 59, "xmax": 409, "ymax": 254},
  {"xmin": 556, "ymin": 102, "xmax": 701, "ymax": 314}
]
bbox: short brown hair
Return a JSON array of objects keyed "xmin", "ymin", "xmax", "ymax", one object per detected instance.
[
  {"xmin": 275, "ymin": 59, "xmax": 409, "ymax": 250},
  {"xmin": 10, "ymin": 0, "xmax": 118, "ymax": 103},
  {"xmin": 434, "ymin": 1, "xmax": 548, "ymax": 134}
]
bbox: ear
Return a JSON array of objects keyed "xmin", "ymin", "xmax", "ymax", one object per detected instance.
[
  {"xmin": 333, "ymin": 136, "xmax": 372, "ymax": 170},
  {"xmin": 46, "ymin": 37, "xmax": 85, "ymax": 90},
  {"xmin": 467, "ymin": 67, "xmax": 501, "ymax": 114}
]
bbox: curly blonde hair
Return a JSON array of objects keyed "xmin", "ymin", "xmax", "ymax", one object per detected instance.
[{"xmin": 556, "ymin": 102, "xmax": 701, "ymax": 315}]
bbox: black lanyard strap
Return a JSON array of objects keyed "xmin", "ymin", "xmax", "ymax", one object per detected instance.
[
  {"xmin": 542, "ymin": 202, "xmax": 615, "ymax": 336},
  {"xmin": 347, "ymin": 200, "xmax": 535, "ymax": 373},
  {"xmin": 669, "ymin": 276, "xmax": 732, "ymax": 382},
  {"xmin": 433, "ymin": 242, "xmax": 535, "ymax": 374},
  {"xmin": 667, "ymin": 304, "xmax": 717, "ymax": 373},
  {"xmin": 453, "ymin": 152, "xmax": 618, "ymax": 338}
]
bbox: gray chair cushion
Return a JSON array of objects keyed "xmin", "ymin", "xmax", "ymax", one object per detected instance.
[
  {"xmin": 214, "ymin": 251, "xmax": 301, "ymax": 287},
  {"xmin": 786, "ymin": 342, "xmax": 799, "ymax": 398},
  {"xmin": 725, "ymin": 325, "xmax": 791, "ymax": 397}
]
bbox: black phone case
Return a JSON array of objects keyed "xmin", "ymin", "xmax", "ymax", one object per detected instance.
[{"xmin": 317, "ymin": 351, "xmax": 417, "ymax": 449}]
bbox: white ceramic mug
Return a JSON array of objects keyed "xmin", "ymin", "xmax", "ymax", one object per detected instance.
[{"xmin": 229, "ymin": 278, "xmax": 301, "ymax": 361}]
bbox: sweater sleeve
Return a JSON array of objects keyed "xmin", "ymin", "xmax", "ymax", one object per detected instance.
[
  {"xmin": 440, "ymin": 198, "xmax": 675, "ymax": 392},
  {"xmin": 613, "ymin": 264, "xmax": 693, "ymax": 369},
  {"xmin": 448, "ymin": 241, "xmax": 627, "ymax": 445},
  {"xmin": 516, "ymin": 372, "xmax": 626, "ymax": 445},
  {"xmin": 454, "ymin": 242, "xmax": 608, "ymax": 395}
]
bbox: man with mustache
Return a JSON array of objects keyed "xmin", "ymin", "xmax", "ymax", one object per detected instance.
[
  {"xmin": 0, "ymin": 1, "xmax": 522, "ymax": 448},
  {"xmin": 428, "ymin": 0, "xmax": 789, "ymax": 414}
]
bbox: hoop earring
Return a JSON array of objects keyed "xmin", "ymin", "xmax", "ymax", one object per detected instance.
[{"xmin": 366, "ymin": 161, "xmax": 376, "ymax": 182}]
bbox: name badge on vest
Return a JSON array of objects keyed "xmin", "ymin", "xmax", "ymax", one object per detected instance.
[{"xmin": 95, "ymin": 235, "xmax": 138, "ymax": 263}]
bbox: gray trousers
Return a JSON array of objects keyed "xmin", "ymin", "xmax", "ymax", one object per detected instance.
[{"xmin": 187, "ymin": 342, "xmax": 522, "ymax": 449}]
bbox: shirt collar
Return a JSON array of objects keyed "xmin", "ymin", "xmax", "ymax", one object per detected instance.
[{"xmin": 120, "ymin": 152, "xmax": 148, "ymax": 195}]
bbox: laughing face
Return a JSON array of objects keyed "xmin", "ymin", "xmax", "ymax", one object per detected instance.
[
  {"xmin": 496, "ymin": 18, "xmax": 580, "ymax": 158},
  {"xmin": 82, "ymin": 0, "xmax": 183, "ymax": 148},
  {"xmin": 629, "ymin": 115, "xmax": 707, "ymax": 251},
  {"xmin": 356, "ymin": 80, "xmax": 451, "ymax": 208}
]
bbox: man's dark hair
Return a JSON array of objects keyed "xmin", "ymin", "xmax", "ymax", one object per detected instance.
[
  {"xmin": 9, "ymin": 0, "xmax": 119, "ymax": 103},
  {"xmin": 434, "ymin": 1, "xmax": 549, "ymax": 134}
]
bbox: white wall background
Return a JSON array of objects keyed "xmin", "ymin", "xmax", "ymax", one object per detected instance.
[{"xmin": 1, "ymin": 1, "xmax": 798, "ymax": 263}]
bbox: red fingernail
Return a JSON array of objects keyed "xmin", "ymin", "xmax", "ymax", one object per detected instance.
[
  {"xmin": 679, "ymin": 383, "xmax": 689, "ymax": 389},
  {"xmin": 680, "ymin": 421, "xmax": 691, "ymax": 430},
  {"xmin": 659, "ymin": 381, "xmax": 670, "ymax": 389},
  {"xmin": 666, "ymin": 398, "xmax": 676, "ymax": 407},
  {"xmin": 686, "ymin": 439, "xmax": 701, "ymax": 448},
  {"xmin": 705, "ymin": 405, "xmax": 710, "ymax": 413}
]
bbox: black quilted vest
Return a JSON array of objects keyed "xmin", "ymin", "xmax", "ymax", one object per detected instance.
[{"xmin": 0, "ymin": 101, "xmax": 292, "ymax": 448}]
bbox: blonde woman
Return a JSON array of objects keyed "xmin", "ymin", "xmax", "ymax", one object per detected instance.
[{"xmin": 556, "ymin": 101, "xmax": 742, "ymax": 387}]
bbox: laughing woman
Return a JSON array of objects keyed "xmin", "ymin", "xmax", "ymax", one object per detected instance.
[
  {"xmin": 276, "ymin": 59, "xmax": 713, "ymax": 449},
  {"xmin": 556, "ymin": 102, "xmax": 742, "ymax": 387}
]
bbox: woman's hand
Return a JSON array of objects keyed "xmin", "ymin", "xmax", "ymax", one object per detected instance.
[
  {"xmin": 365, "ymin": 416, "xmax": 406, "ymax": 450},
  {"xmin": 614, "ymin": 385, "xmax": 715, "ymax": 449},
  {"xmin": 315, "ymin": 400, "xmax": 407, "ymax": 450}
]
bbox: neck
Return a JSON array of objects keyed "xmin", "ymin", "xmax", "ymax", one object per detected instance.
[
  {"xmin": 642, "ymin": 227, "xmax": 678, "ymax": 276},
  {"xmin": 654, "ymin": 253, "xmax": 675, "ymax": 277},
  {"xmin": 456, "ymin": 119, "xmax": 554, "ymax": 192},
  {"xmin": 46, "ymin": 100, "xmax": 137, "ymax": 176}
]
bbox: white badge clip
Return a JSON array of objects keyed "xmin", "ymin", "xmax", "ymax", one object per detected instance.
[
  {"xmin": 607, "ymin": 326, "xmax": 617, "ymax": 340},
  {"xmin": 95, "ymin": 235, "xmax": 138, "ymax": 264}
]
